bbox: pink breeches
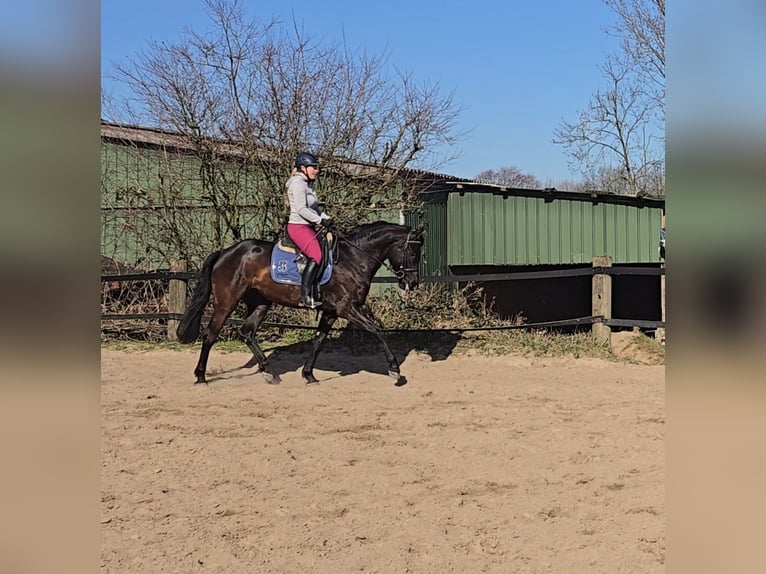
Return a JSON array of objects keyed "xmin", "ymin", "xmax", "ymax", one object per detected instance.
[{"xmin": 286, "ymin": 223, "xmax": 322, "ymax": 263}]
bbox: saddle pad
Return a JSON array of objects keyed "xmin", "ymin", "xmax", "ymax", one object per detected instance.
[{"xmin": 270, "ymin": 243, "xmax": 332, "ymax": 286}]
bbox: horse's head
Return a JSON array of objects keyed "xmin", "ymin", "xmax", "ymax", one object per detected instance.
[{"xmin": 390, "ymin": 227, "xmax": 426, "ymax": 291}]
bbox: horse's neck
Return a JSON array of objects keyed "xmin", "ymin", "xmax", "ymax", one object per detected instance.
[
  {"xmin": 346, "ymin": 229, "xmax": 399, "ymax": 275},
  {"xmin": 367, "ymin": 232, "xmax": 397, "ymax": 260}
]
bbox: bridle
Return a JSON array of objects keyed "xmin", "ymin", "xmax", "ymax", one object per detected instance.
[
  {"xmin": 391, "ymin": 230, "xmax": 422, "ymax": 280},
  {"xmin": 334, "ymin": 228, "xmax": 422, "ymax": 280}
]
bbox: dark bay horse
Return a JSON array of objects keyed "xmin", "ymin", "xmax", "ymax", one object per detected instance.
[{"xmin": 176, "ymin": 221, "xmax": 425, "ymax": 385}]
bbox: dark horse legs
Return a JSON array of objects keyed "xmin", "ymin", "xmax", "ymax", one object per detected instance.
[
  {"xmin": 301, "ymin": 307, "xmax": 403, "ymax": 385},
  {"xmin": 194, "ymin": 290, "xmax": 278, "ymax": 385},
  {"xmin": 192, "ymin": 278, "xmax": 250, "ymax": 384},
  {"xmin": 193, "ymin": 304, "xmax": 232, "ymax": 384},
  {"xmin": 240, "ymin": 293, "xmax": 278, "ymax": 384},
  {"xmin": 301, "ymin": 313, "xmax": 337, "ymax": 384},
  {"xmin": 193, "ymin": 295, "xmax": 404, "ymax": 386},
  {"xmin": 344, "ymin": 304, "xmax": 406, "ymax": 386}
]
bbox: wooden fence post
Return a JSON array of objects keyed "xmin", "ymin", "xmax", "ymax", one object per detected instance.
[
  {"xmin": 167, "ymin": 260, "xmax": 187, "ymax": 342},
  {"xmin": 655, "ymin": 210, "xmax": 666, "ymax": 342},
  {"xmin": 592, "ymin": 256, "xmax": 612, "ymax": 346},
  {"xmin": 654, "ymin": 262, "xmax": 665, "ymax": 342}
]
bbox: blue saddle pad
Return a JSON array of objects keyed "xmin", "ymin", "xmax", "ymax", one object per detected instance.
[{"xmin": 270, "ymin": 243, "xmax": 332, "ymax": 286}]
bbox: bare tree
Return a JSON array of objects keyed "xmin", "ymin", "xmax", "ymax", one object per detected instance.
[
  {"xmin": 474, "ymin": 166, "xmax": 542, "ymax": 188},
  {"xmin": 103, "ymin": 0, "xmax": 465, "ymax": 263},
  {"xmin": 605, "ymin": 0, "xmax": 664, "ymax": 113},
  {"xmin": 553, "ymin": 0, "xmax": 664, "ymax": 196},
  {"xmin": 553, "ymin": 57, "xmax": 663, "ymax": 195}
]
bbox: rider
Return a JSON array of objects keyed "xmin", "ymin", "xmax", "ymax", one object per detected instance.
[{"xmin": 285, "ymin": 152, "xmax": 333, "ymax": 308}]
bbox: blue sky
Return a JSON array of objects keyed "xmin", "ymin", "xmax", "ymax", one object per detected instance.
[{"xmin": 101, "ymin": 0, "xmax": 622, "ymax": 184}]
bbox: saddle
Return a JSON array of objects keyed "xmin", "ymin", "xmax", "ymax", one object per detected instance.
[{"xmin": 269, "ymin": 229, "xmax": 335, "ymax": 286}]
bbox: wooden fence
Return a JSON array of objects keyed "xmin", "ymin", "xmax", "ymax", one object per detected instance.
[{"xmin": 100, "ymin": 257, "xmax": 665, "ymax": 347}]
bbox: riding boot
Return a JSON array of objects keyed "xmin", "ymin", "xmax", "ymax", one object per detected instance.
[
  {"xmin": 300, "ymin": 259, "xmax": 322, "ymax": 308},
  {"xmin": 309, "ymin": 259, "xmax": 323, "ymax": 303}
]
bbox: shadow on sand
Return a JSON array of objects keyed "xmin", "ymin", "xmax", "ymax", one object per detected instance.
[{"xmin": 202, "ymin": 328, "xmax": 463, "ymax": 386}]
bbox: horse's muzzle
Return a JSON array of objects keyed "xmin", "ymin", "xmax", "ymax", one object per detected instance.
[{"xmin": 400, "ymin": 277, "xmax": 419, "ymax": 291}]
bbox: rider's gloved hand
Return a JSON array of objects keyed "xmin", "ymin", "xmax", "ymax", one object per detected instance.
[{"xmin": 320, "ymin": 217, "xmax": 333, "ymax": 228}]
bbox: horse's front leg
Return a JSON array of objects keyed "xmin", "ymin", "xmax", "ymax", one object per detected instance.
[
  {"xmin": 346, "ymin": 306, "xmax": 406, "ymax": 386},
  {"xmin": 302, "ymin": 313, "xmax": 337, "ymax": 384}
]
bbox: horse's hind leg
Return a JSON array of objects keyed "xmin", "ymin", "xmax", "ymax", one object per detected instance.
[
  {"xmin": 240, "ymin": 295, "xmax": 279, "ymax": 384},
  {"xmin": 194, "ymin": 288, "xmax": 248, "ymax": 384},
  {"xmin": 193, "ymin": 306, "xmax": 232, "ymax": 384}
]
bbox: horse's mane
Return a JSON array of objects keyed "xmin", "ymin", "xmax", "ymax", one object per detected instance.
[{"xmin": 345, "ymin": 220, "xmax": 406, "ymax": 247}]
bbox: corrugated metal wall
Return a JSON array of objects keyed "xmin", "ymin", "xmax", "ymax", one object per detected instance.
[
  {"xmin": 405, "ymin": 195, "xmax": 449, "ymax": 277},
  {"xmin": 101, "ymin": 142, "xmax": 263, "ymax": 268},
  {"xmin": 442, "ymin": 191, "xmax": 663, "ymax": 266}
]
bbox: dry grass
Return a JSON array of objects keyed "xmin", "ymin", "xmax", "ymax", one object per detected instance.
[{"xmin": 102, "ymin": 283, "xmax": 664, "ymax": 365}]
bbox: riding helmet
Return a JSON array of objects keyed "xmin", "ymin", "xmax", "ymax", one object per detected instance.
[{"xmin": 295, "ymin": 152, "xmax": 319, "ymax": 168}]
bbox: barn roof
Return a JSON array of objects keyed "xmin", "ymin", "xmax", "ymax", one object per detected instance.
[
  {"xmin": 101, "ymin": 120, "xmax": 664, "ymax": 206},
  {"xmin": 438, "ymin": 181, "xmax": 665, "ymax": 209},
  {"xmin": 101, "ymin": 120, "xmax": 471, "ymax": 183}
]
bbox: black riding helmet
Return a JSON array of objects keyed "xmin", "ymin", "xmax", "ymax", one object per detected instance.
[{"xmin": 295, "ymin": 152, "xmax": 319, "ymax": 168}]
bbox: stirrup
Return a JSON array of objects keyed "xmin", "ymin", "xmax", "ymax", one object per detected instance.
[{"xmin": 300, "ymin": 295, "xmax": 322, "ymax": 309}]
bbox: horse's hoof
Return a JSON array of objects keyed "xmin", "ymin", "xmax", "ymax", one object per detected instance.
[
  {"xmin": 304, "ymin": 375, "xmax": 320, "ymax": 385},
  {"xmin": 194, "ymin": 379, "xmax": 208, "ymax": 385},
  {"xmin": 242, "ymin": 357, "xmax": 260, "ymax": 369},
  {"xmin": 388, "ymin": 370, "xmax": 407, "ymax": 386},
  {"xmin": 262, "ymin": 372, "xmax": 281, "ymax": 385}
]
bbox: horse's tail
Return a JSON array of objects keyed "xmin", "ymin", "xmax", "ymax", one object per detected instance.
[{"xmin": 176, "ymin": 250, "xmax": 222, "ymax": 343}]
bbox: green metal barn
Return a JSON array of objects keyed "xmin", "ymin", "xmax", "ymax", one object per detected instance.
[
  {"xmin": 408, "ymin": 182, "xmax": 664, "ymax": 275},
  {"xmin": 405, "ymin": 182, "xmax": 665, "ymax": 326}
]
